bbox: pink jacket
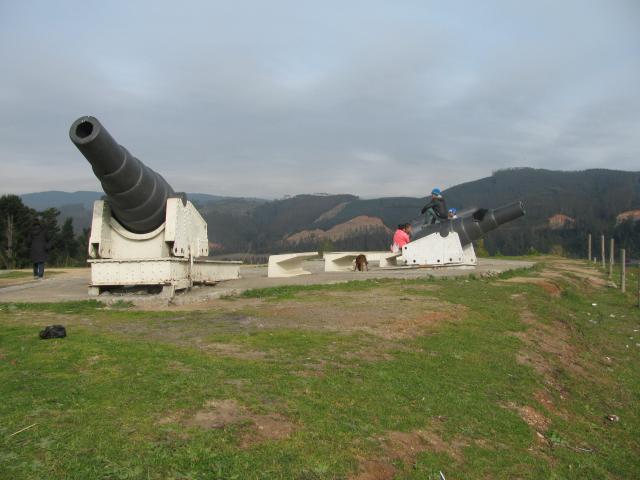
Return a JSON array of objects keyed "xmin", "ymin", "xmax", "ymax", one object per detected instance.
[{"xmin": 391, "ymin": 229, "xmax": 410, "ymax": 251}]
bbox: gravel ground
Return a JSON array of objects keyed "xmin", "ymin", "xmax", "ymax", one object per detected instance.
[{"xmin": 0, "ymin": 258, "xmax": 535, "ymax": 306}]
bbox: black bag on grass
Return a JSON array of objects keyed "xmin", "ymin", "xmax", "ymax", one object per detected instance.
[{"xmin": 39, "ymin": 325, "xmax": 67, "ymax": 339}]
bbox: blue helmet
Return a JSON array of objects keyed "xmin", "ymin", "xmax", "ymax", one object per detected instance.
[
  {"xmin": 431, "ymin": 188, "xmax": 442, "ymax": 196},
  {"xmin": 449, "ymin": 208, "xmax": 457, "ymax": 214}
]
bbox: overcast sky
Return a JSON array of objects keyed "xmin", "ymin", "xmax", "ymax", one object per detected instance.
[{"xmin": 1, "ymin": 1, "xmax": 638, "ymax": 198}]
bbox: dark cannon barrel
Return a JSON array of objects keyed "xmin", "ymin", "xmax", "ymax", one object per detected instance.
[
  {"xmin": 69, "ymin": 116, "xmax": 175, "ymax": 233},
  {"xmin": 417, "ymin": 201, "xmax": 525, "ymax": 245}
]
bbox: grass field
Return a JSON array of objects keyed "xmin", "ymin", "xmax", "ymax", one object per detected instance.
[{"xmin": 0, "ymin": 258, "xmax": 638, "ymax": 479}]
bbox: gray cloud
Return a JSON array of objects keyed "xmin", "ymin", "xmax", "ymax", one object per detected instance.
[{"xmin": 1, "ymin": 0, "xmax": 638, "ymax": 198}]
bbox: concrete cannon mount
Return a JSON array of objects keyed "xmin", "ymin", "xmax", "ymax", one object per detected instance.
[{"xmin": 0, "ymin": 258, "xmax": 534, "ymax": 306}]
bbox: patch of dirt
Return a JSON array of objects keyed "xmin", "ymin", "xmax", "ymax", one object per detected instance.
[
  {"xmin": 387, "ymin": 429, "xmax": 466, "ymax": 462},
  {"xmin": 537, "ymin": 271, "xmax": 585, "ymax": 291},
  {"xmin": 533, "ymin": 388, "xmax": 568, "ymax": 420},
  {"xmin": 351, "ymin": 460, "xmax": 396, "ymax": 480},
  {"xmin": 0, "ymin": 277, "xmax": 35, "ymax": 288},
  {"xmin": 473, "ymin": 437, "xmax": 496, "ymax": 450},
  {"xmin": 293, "ymin": 369, "xmax": 326, "ymax": 378},
  {"xmin": 504, "ymin": 402, "xmax": 550, "ymax": 432},
  {"xmin": 240, "ymin": 413, "xmax": 295, "ymax": 447},
  {"xmin": 202, "ymin": 342, "xmax": 268, "ymax": 360},
  {"xmin": 516, "ymin": 349, "xmax": 555, "ymax": 385},
  {"xmin": 500, "ymin": 259, "xmax": 610, "ymax": 296},
  {"xmin": 259, "ymin": 287, "xmax": 466, "ymax": 340},
  {"xmin": 185, "ymin": 399, "xmax": 246, "ymax": 429},
  {"xmin": 294, "ymin": 345, "xmax": 407, "ymax": 377},
  {"xmin": 501, "ymin": 277, "xmax": 562, "ymax": 297},
  {"xmin": 166, "ymin": 360, "xmax": 193, "ymax": 373},
  {"xmin": 86, "ymin": 355, "xmax": 102, "ymax": 365},
  {"xmin": 157, "ymin": 411, "xmax": 185, "ymax": 426},
  {"xmin": 293, "ymin": 359, "xmax": 331, "ymax": 377},
  {"xmin": 224, "ymin": 378, "xmax": 248, "ymax": 387},
  {"xmin": 77, "ymin": 354, "xmax": 107, "ymax": 374},
  {"xmin": 350, "ymin": 426, "xmax": 466, "ymax": 479},
  {"xmin": 548, "ymin": 262, "xmax": 609, "ymax": 288},
  {"xmin": 513, "ymin": 309, "xmax": 589, "ymax": 390},
  {"xmin": 4, "ymin": 280, "xmax": 460, "ymax": 368},
  {"xmin": 164, "ymin": 398, "xmax": 296, "ymax": 447},
  {"xmin": 341, "ymin": 350, "xmax": 396, "ymax": 363}
]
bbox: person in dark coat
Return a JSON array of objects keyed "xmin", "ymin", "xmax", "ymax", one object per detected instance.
[
  {"xmin": 28, "ymin": 219, "xmax": 49, "ymax": 279},
  {"xmin": 421, "ymin": 188, "xmax": 448, "ymax": 224}
]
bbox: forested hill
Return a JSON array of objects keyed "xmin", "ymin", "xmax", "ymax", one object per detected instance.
[
  {"xmin": 442, "ymin": 168, "xmax": 640, "ymax": 256},
  {"xmin": 11, "ymin": 168, "xmax": 640, "ymax": 260},
  {"xmin": 446, "ymin": 168, "xmax": 640, "ymax": 226},
  {"xmin": 233, "ymin": 168, "xmax": 638, "ymax": 257}
]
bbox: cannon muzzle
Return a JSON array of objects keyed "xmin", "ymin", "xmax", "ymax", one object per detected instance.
[
  {"xmin": 69, "ymin": 116, "xmax": 175, "ymax": 233},
  {"xmin": 417, "ymin": 201, "xmax": 525, "ymax": 245}
]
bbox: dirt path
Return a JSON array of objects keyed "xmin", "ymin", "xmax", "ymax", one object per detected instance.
[
  {"xmin": 0, "ymin": 259, "xmax": 534, "ymax": 305},
  {"xmin": 0, "ymin": 269, "xmax": 90, "ymax": 302}
]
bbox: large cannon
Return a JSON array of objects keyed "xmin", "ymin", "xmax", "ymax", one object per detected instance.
[
  {"xmin": 401, "ymin": 201, "xmax": 525, "ymax": 266},
  {"xmin": 267, "ymin": 202, "xmax": 525, "ymax": 276},
  {"xmin": 70, "ymin": 116, "xmax": 176, "ymax": 234},
  {"xmin": 70, "ymin": 116, "xmax": 240, "ymax": 297}
]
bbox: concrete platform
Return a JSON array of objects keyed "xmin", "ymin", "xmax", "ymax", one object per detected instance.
[{"xmin": 0, "ymin": 258, "xmax": 535, "ymax": 306}]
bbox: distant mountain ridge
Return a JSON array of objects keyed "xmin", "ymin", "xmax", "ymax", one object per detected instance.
[
  {"xmin": 20, "ymin": 191, "xmax": 240, "ymax": 210},
  {"xmin": 16, "ymin": 168, "xmax": 640, "ymax": 256},
  {"xmin": 20, "ymin": 191, "xmax": 103, "ymax": 210}
]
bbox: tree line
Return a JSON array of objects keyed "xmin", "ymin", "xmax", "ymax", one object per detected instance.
[
  {"xmin": 2, "ymin": 190, "xmax": 637, "ymax": 269},
  {"xmin": 484, "ymin": 220, "xmax": 639, "ymax": 259},
  {"xmin": 0, "ymin": 195, "xmax": 88, "ymax": 269}
]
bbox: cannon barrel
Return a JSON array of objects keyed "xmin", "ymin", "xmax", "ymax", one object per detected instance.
[
  {"xmin": 418, "ymin": 201, "xmax": 525, "ymax": 245},
  {"xmin": 69, "ymin": 116, "xmax": 175, "ymax": 233}
]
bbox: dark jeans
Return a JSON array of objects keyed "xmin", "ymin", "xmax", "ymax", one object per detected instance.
[
  {"xmin": 33, "ymin": 262, "xmax": 44, "ymax": 278},
  {"xmin": 424, "ymin": 209, "xmax": 439, "ymax": 225}
]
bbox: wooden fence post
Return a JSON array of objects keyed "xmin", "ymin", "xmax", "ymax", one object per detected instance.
[
  {"xmin": 609, "ymin": 238, "xmax": 614, "ymax": 279},
  {"xmin": 620, "ymin": 249, "xmax": 626, "ymax": 293},
  {"xmin": 601, "ymin": 235, "xmax": 605, "ymax": 269},
  {"xmin": 588, "ymin": 234, "xmax": 592, "ymax": 262}
]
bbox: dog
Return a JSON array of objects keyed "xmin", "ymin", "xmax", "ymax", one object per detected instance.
[{"xmin": 354, "ymin": 254, "xmax": 368, "ymax": 272}]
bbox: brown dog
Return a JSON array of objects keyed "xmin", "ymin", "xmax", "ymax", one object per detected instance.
[{"xmin": 354, "ymin": 254, "xmax": 368, "ymax": 272}]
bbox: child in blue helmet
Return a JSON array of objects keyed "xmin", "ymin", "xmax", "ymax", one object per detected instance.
[
  {"xmin": 448, "ymin": 207, "xmax": 458, "ymax": 219},
  {"xmin": 421, "ymin": 188, "xmax": 448, "ymax": 224}
]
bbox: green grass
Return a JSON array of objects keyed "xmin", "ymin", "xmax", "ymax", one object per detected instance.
[
  {"xmin": 0, "ymin": 300, "xmax": 106, "ymax": 315},
  {"xmin": 108, "ymin": 300, "xmax": 135, "ymax": 310},
  {"xmin": 1, "ymin": 260, "xmax": 639, "ymax": 479},
  {"xmin": 0, "ymin": 271, "xmax": 34, "ymax": 280},
  {"xmin": 494, "ymin": 263, "xmax": 540, "ymax": 279},
  {"xmin": 0, "ymin": 270, "xmax": 62, "ymax": 280},
  {"xmin": 239, "ymin": 278, "xmax": 401, "ymax": 300},
  {"xmin": 237, "ymin": 264, "xmax": 537, "ymax": 301}
]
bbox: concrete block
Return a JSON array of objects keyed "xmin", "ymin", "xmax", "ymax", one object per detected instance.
[{"xmin": 268, "ymin": 252, "xmax": 319, "ymax": 278}]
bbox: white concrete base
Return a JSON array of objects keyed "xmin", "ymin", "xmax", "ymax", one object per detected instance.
[
  {"xmin": 87, "ymin": 257, "xmax": 241, "ymax": 294},
  {"xmin": 323, "ymin": 251, "xmax": 401, "ymax": 272},
  {"xmin": 268, "ymin": 252, "xmax": 319, "ymax": 278},
  {"xmin": 191, "ymin": 258, "xmax": 242, "ymax": 283},
  {"xmin": 400, "ymin": 231, "xmax": 477, "ymax": 267}
]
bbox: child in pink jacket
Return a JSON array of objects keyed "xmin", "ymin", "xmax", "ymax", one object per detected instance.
[{"xmin": 391, "ymin": 223, "xmax": 412, "ymax": 252}]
